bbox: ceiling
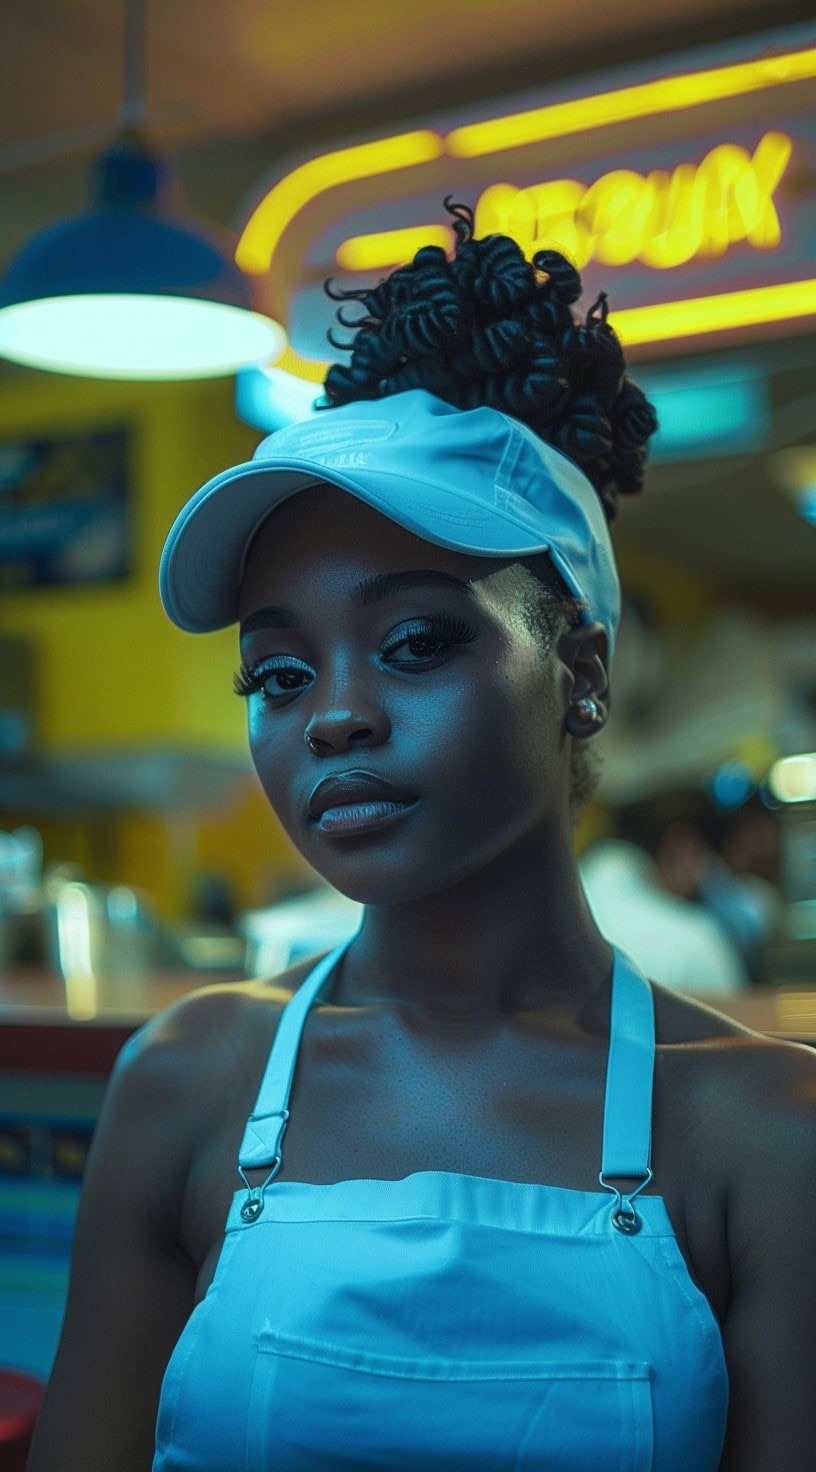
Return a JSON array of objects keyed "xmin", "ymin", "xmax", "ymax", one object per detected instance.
[
  {"xmin": 0, "ymin": 0, "xmax": 803, "ymax": 247},
  {"xmin": 0, "ymin": 0, "xmax": 793, "ymax": 156},
  {"xmin": 0, "ymin": 0, "xmax": 815, "ymax": 617}
]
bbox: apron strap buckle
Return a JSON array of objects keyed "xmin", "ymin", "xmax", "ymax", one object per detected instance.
[{"xmin": 598, "ymin": 1167, "xmax": 653, "ymax": 1236}]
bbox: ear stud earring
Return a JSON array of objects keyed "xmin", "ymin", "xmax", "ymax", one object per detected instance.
[{"xmin": 573, "ymin": 697, "xmax": 600, "ymax": 722}]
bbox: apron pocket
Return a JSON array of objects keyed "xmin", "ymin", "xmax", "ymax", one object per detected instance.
[{"xmin": 246, "ymin": 1328, "xmax": 654, "ymax": 1472}]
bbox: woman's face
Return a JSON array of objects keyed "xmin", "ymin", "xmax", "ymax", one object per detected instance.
[{"xmin": 237, "ymin": 481, "xmax": 579, "ymax": 906}]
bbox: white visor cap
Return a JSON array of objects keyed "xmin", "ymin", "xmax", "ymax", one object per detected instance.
[{"xmin": 159, "ymin": 388, "xmax": 621, "ymax": 661}]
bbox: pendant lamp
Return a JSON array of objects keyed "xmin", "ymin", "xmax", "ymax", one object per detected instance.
[{"xmin": 0, "ymin": 1, "xmax": 285, "ymax": 380}]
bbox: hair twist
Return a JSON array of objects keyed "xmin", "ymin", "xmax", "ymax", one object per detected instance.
[
  {"xmin": 319, "ymin": 197, "xmax": 658, "ymax": 521},
  {"xmin": 532, "ymin": 249, "xmax": 582, "ymax": 307}
]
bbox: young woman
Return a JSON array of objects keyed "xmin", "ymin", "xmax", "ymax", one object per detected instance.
[{"xmin": 27, "ymin": 202, "xmax": 816, "ymax": 1471}]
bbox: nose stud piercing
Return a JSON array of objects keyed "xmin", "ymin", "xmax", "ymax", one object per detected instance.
[{"xmin": 573, "ymin": 698, "xmax": 600, "ymax": 722}]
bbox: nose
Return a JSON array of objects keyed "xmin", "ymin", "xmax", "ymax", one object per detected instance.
[
  {"xmin": 304, "ymin": 712, "xmax": 389, "ymax": 755},
  {"xmin": 300, "ymin": 645, "xmax": 393, "ymax": 755}
]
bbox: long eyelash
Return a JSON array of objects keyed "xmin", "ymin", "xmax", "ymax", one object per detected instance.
[
  {"xmin": 233, "ymin": 612, "xmax": 478, "ymax": 699},
  {"xmin": 385, "ymin": 612, "xmax": 477, "ymax": 654},
  {"xmin": 233, "ymin": 660, "xmax": 265, "ymax": 697}
]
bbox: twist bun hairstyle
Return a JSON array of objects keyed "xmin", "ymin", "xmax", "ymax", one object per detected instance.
[
  {"xmin": 318, "ymin": 200, "xmax": 660, "ymax": 822},
  {"xmin": 320, "ymin": 197, "xmax": 658, "ymax": 524}
]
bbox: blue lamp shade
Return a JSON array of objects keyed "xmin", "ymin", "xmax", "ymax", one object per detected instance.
[{"xmin": 0, "ymin": 142, "xmax": 286, "ymax": 379}]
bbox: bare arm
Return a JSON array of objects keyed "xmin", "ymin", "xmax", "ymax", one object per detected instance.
[
  {"xmin": 718, "ymin": 1042, "xmax": 816, "ymax": 1470},
  {"xmin": 25, "ymin": 991, "xmax": 225, "ymax": 1472}
]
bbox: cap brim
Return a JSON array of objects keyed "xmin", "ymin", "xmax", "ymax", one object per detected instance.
[{"xmin": 159, "ymin": 458, "xmax": 569, "ymax": 633}]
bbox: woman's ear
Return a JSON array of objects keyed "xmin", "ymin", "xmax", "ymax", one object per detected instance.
[{"xmin": 559, "ymin": 622, "xmax": 610, "ymax": 735}]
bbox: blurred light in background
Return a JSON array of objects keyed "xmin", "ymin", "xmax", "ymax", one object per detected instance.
[
  {"xmin": 329, "ymin": 129, "xmax": 792, "ymax": 278},
  {"xmin": 610, "ymin": 278, "xmax": 816, "ymax": 348},
  {"xmin": 236, "ymin": 130, "xmax": 445, "ymax": 276},
  {"xmin": 0, "ymin": 291, "xmax": 283, "ymax": 382},
  {"xmin": 234, "ymin": 30, "xmax": 816, "ymax": 377},
  {"xmin": 772, "ymin": 448, "xmax": 816, "ymax": 527},
  {"xmin": 800, "ymin": 489, "xmax": 816, "ymax": 527},
  {"xmin": 710, "ymin": 759, "xmax": 756, "ymax": 809},
  {"xmin": 769, "ymin": 753, "xmax": 816, "ymax": 803},
  {"xmin": 638, "ymin": 362, "xmax": 769, "ymax": 459},
  {"xmin": 444, "ymin": 48, "xmax": 816, "ymax": 156},
  {"xmin": 337, "ymin": 226, "xmax": 452, "ymax": 273},
  {"xmin": 235, "ymin": 363, "xmax": 322, "ymax": 431}
]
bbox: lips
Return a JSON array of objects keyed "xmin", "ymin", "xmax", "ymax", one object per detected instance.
[{"xmin": 307, "ymin": 770, "xmax": 417, "ymax": 821}]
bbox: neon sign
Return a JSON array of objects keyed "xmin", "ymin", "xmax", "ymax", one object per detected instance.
[
  {"xmin": 235, "ymin": 32, "xmax": 816, "ymax": 375},
  {"xmin": 477, "ymin": 133, "xmax": 792, "ymax": 270},
  {"xmin": 338, "ymin": 132, "xmax": 792, "ymax": 275}
]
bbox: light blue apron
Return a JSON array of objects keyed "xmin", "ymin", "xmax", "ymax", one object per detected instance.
[{"xmin": 153, "ymin": 939, "xmax": 729, "ymax": 1471}]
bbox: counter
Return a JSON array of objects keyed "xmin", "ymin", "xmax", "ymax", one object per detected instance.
[
  {"xmin": 0, "ymin": 965, "xmax": 242, "ymax": 1074},
  {"xmin": 3, "ymin": 965, "xmax": 816, "ymax": 1075}
]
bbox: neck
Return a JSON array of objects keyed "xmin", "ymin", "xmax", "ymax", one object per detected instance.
[{"xmin": 331, "ymin": 819, "xmax": 614, "ymax": 1036}]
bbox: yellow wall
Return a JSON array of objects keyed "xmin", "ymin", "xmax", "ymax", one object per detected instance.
[
  {"xmin": 0, "ymin": 370, "xmax": 314, "ymax": 917},
  {"xmin": 0, "ymin": 371, "xmax": 256, "ymax": 752},
  {"xmin": 113, "ymin": 777, "xmax": 317, "ymax": 920}
]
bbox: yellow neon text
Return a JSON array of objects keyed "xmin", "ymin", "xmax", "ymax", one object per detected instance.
[
  {"xmin": 472, "ymin": 132, "xmax": 792, "ymax": 271},
  {"xmin": 327, "ymin": 133, "xmax": 791, "ymax": 277}
]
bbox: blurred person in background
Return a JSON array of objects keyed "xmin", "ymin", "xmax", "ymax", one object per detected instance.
[
  {"xmin": 26, "ymin": 201, "xmax": 816, "ymax": 1472},
  {"xmin": 699, "ymin": 791, "xmax": 783, "ymax": 981},
  {"xmin": 580, "ymin": 788, "xmax": 782, "ymax": 991}
]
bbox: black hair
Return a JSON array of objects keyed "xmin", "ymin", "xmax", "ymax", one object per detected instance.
[{"xmin": 317, "ymin": 198, "xmax": 659, "ymax": 823}]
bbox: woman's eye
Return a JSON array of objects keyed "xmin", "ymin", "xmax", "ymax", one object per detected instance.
[
  {"xmin": 233, "ymin": 661, "xmax": 309, "ymax": 698},
  {"xmin": 233, "ymin": 613, "xmax": 478, "ymax": 700},
  {"xmin": 384, "ymin": 613, "xmax": 479, "ymax": 664},
  {"xmin": 385, "ymin": 630, "xmax": 450, "ymax": 661}
]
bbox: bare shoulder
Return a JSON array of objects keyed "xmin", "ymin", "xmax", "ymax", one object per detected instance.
[
  {"xmin": 707, "ymin": 999, "xmax": 816, "ymax": 1469},
  {"xmin": 650, "ymin": 977, "xmax": 816, "ymax": 1158},
  {"xmin": 649, "ymin": 976, "xmax": 775, "ymax": 1048},
  {"xmin": 131, "ymin": 949, "xmax": 323, "ymax": 1062},
  {"xmin": 130, "ymin": 950, "xmax": 333, "ymax": 1113}
]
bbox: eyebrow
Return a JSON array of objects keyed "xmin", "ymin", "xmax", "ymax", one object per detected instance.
[{"xmin": 239, "ymin": 569, "xmax": 476, "ymax": 636}]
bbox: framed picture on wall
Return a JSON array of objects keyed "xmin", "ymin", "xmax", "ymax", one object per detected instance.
[{"xmin": 0, "ymin": 426, "xmax": 131, "ymax": 590}]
